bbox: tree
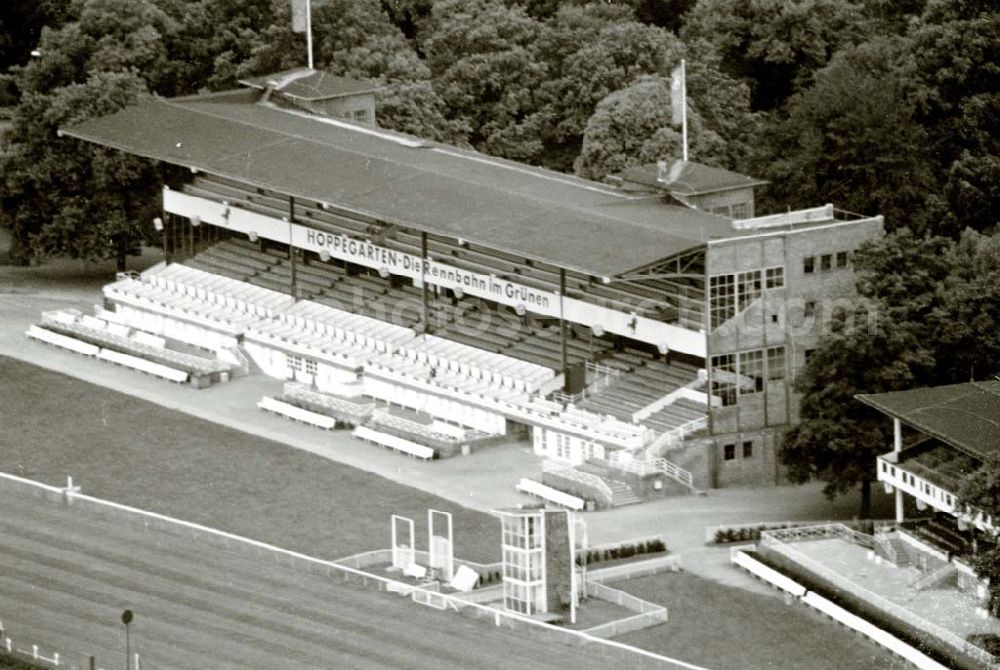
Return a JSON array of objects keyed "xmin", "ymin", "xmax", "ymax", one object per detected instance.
[
  {"xmin": 0, "ymin": 71, "xmax": 158, "ymax": 266},
  {"xmin": 902, "ymin": 0, "xmax": 1000, "ymax": 235},
  {"xmin": 781, "ymin": 317, "xmax": 932, "ymax": 517},
  {"xmin": 376, "ymin": 80, "xmax": 470, "ymax": 145},
  {"xmin": 758, "ymin": 39, "xmax": 937, "ymax": 230},
  {"xmin": 682, "ymin": 0, "xmax": 870, "ymax": 110},
  {"xmin": 957, "ymin": 454, "xmax": 1000, "ymax": 615},
  {"xmin": 422, "ymin": 0, "xmax": 548, "ymax": 161},
  {"xmin": 0, "ymin": 0, "xmax": 173, "ymax": 266},
  {"xmin": 574, "ymin": 75, "xmax": 728, "ymax": 181}
]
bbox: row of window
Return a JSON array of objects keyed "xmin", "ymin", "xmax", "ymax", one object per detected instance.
[
  {"xmin": 880, "ymin": 462, "xmax": 956, "ymax": 508},
  {"xmin": 722, "ymin": 441, "xmax": 754, "ymax": 461},
  {"xmin": 287, "ymin": 354, "xmax": 318, "ymax": 376},
  {"xmin": 710, "ymin": 202, "xmax": 750, "ymax": 219},
  {"xmin": 803, "ymin": 251, "xmax": 850, "ymax": 274},
  {"xmin": 709, "ymin": 266, "xmax": 784, "ymax": 328},
  {"xmin": 710, "ymin": 346, "xmax": 785, "ymax": 406},
  {"xmin": 502, "ymin": 547, "xmax": 543, "ymax": 583}
]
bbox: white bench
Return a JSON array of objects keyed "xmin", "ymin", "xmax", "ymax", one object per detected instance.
[
  {"xmin": 352, "ymin": 425, "xmax": 435, "ymax": 460},
  {"xmin": 516, "ymin": 478, "xmax": 585, "ymax": 511}
]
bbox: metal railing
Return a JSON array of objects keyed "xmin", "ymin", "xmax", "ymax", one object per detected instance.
[
  {"xmin": 542, "ymin": 461, "xmax": 614, "ymax": 506},
  {"xmin": 601, "ymin": 451, "xmax": 694, "ymax": 489},
  {"xmin": 759, "ymin": 524, "xmax": 997, "ymax": 668},
  {"xmin": 0, "ymin": 471, "xmax": 711, "ymax": 670}
]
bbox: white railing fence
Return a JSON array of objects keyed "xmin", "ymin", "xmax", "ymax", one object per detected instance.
[{"xmin": 601, "ymin": 451, "xmax": 694, "ymax": 490}]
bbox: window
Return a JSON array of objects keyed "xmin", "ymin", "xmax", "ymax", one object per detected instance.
[
  {"xmin": 804, "ymin": 300, "xmax": 816, "ymax": 318},
  {"xmin": 731, "ymin": 202, "xmax": 749, "ymax": 219},
  {"xmin": 304, "ymin": 358, "xmax": 318, "ymax": 376},
  {"xmin": 712, "ymin": 205, "xmax": 731, "ymax": 216},
  {"xmin": 765, "ymin": 267, "xmax": 784, "ymax": 289},
  {"xmin": 803, "ymin": 256, "xmax": 815, "ymax": 274},
  {"xmin": 351, "ymin": 109, "xmax": 368, "ymax": 123},
  {"xmin": 804, "ymin": 348, "xmax": 816, "ymax": 363},
  {"xmin": 742, "ymin": 441, "xmax": 754, "ymax": 458},
  {"xmin": 287, "ymin": 354, "xmax": 303, "ymax": 372},
  {"xmin": 836, "ymin": 251, "xmax": 849, "ymax": 268},
  {"xmin": 737, "ymin": 270, "xmax": 762, "ymax": 311},
  {"xmin": 820, "ymin": 254, "xmax": 832, "ymax": 271},
  {"xmin": 737, "ymin": 350, "xmax": 764, "ymax": 395},
  {"xmin": 770, "ymin": 313, "xmax": 779, "ymax": 324},
  {"xmin": 711, "ymin": 353, "xmax": 737, "ymax": 406},
  {"xmin": 766, "ymin": 346, "xmax": 785, "ymax": 380},
  {"xmin": 723, "ymin": 444, "xmax": 736, "ymax": 461},
  {"xmin": 709, "ymin": 274, "xmax": 736, "ymax": 329}
]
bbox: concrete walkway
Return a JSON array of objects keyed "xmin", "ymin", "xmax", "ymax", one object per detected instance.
[{"xmin": 0, "ymin": 258, "xmax": 891, "ymax": 596}]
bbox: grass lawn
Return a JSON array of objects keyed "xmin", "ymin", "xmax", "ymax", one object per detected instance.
[
  {"xmin": 0, "ymin": 655, "xmax": 43, "ymax": 670},
  {"xmin": 0, "ymin": 355, "xmax": 500, "ymax": 563},
  {"xmin": 614, "ymin": 572, "xmax": 910, "ymax": 670}
]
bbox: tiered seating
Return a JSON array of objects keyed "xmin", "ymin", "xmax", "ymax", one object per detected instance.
[
  {"xmin": 182, "ymin": 238, "xmax": 282, "ymax": 282},
  {"xmin": 245, "ymin": 299, "xmax": 417, "ymax": 370},
  {"xmin": 398, "ymin": 334, "xmax": 555, "ymax": 393},
  {"xmin": 281, "ymin": 382, "xmax": 378, "ymax": 425},
  {"xmin": 365, "ymin": 351, "xmax": 529, "ymax": 404},
  {"xmin": 906, "ymin": 516, "xmax": 975, "ymax": 557},
  {"xmin": 104, "ymin": 275, "xmax": 262, "ymax": 337},
  {"xmin": 641, "ymin": 397, "xmax": 707, "ymax": 433},
  {"xmin": 33, "ymin": 310, "xmax": 230, "ymax": 384},
  {"xmin": 576, "ymin": 353, "xmax": 701, "ymax": 421},
  {"xmin": 148, "ymin": 262, "xmax": 294, "ymax": 317}
]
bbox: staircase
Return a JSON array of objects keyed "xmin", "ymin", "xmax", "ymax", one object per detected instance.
[
  {"xmin": 606, "ymin": 479, "xmax": 642, "ymax": 507},
  {"xmin": 876, "ymin": 532, "xmax": 912, "ymax": 567}
]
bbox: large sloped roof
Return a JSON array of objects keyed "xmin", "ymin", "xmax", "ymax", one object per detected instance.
[
  {"xmin": 857, "ymin": 381, "xmax": 1000, "ymax": 461},
  {"xmin": 60, "ymin": 92, "xmax": 745, "ymax": 277}
]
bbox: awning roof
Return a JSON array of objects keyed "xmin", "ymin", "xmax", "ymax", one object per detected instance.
[
  {"xmin": 61, "ymin": 93, "xmax": 744, "ymax": 277},
  {"xmin": 857, "ymin": 381, "xmax": 1000, "ymax": 462}
]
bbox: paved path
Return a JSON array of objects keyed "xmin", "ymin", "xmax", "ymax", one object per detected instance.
[{"xmin": 0, "ymin": 258, "xmax": 892, "ymax": 597}]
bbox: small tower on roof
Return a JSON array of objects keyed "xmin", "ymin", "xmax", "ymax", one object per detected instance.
[
  {"xmin": 239, "ymin": 68, "xmax": 380, "ymax": 127},
  {"xmin": 609, "ymin": 159, "xmax": 768, "ymax": 219}
]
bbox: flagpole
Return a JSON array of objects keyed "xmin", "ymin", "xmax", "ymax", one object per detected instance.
[
  {"xmin": 681, "ymin": 58, "xmax": 688, "ymax": 162},
  {"xmin": 305, "ymin": 0, "xmax": 314, "ymax": 69}
]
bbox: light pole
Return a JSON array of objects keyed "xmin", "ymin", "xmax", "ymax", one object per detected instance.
[{"xmin": 121, "ymin": 609, "xmax": 133, "ymax": 670}]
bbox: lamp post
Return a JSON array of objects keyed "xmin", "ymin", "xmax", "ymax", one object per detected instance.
[{"xmin": 121, "ymin": 609, "xmax": 133, "ymax": 670}]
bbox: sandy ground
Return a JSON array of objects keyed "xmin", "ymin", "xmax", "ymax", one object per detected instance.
[{"xmin": 0, "ymin": 253, "xmax": 894, "ymax": 597}]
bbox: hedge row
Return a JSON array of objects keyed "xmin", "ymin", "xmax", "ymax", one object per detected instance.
[
  {"xmin": 575, "ymin": 538, "xmax": 667, "ymax": 566},
  {"xmin": 713, "ymin": 520, "xmax": 879, "ymax": 545}
]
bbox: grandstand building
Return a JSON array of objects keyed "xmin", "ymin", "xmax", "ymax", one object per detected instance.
[
  {"xmin": 56, "ymin": 70, "xmax": 884, "ymax": 491},
  {"xmin": 860, "ymin": 382, "xmax": 998, "ymax": 600}
]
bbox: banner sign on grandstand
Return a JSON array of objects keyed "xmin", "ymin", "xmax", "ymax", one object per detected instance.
[{"xmin": 164, "ymin": 188, "xmax": 706, "ymax": 357}]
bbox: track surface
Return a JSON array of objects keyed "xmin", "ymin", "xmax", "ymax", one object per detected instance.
[{"xmin": 0, "ymin": 485, "xmax": 672, "ymax": 670}]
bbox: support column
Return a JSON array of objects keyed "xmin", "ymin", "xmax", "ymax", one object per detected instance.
[
  {"xmin": 288, "ymin": 196, "xmax": 298, "ymax": 299},
  {"xmin": 559, "ymin": 268, "xmax": 567, "ymax": 375},
  {"xmin": 894, "ymin": 417, "xmax": 904, "ymax": 523},
  {"xmin": 421, "ymin": 232, "xmax": 429, "ymax": 332}
]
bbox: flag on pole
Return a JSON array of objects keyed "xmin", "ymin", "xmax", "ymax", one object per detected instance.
[
  {"xmin": 670, "ymin": 63, "xmax": 685, "ymax": 127},
  {"xmin": 291, "ymin": 0, "xmax": 308, "ymax": 33}
]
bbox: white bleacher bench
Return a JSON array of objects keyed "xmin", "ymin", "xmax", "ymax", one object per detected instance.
[
  {"xmin": 26, "ymin": 325, "xmax": 100, "ymax": 357},
  {"xmin": 516, "ymin": 478, "xmax": 586, "ymax": 511},
  {"xmin": 257, "ymin": 396, "xmax": 337, "ymax": 430},
  {"xmin": 352, "ymin": 425, "xmax": 436, "ymax": 460},
  {"xmin": 98, "ymin": 349, "xmax": 189, "ymax": 383}
]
